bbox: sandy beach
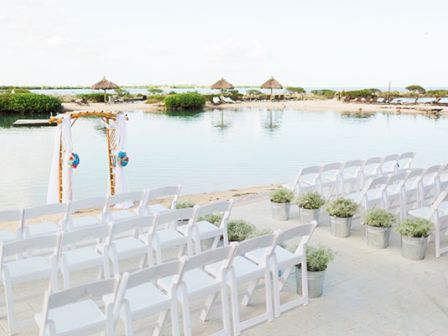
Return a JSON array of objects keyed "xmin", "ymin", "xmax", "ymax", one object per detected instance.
[{"xmin": 63, "ymin": 99, "xmax": 448, "ymax": 116}]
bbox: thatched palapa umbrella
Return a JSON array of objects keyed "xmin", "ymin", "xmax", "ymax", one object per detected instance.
[
  {"xmin": 92, "ymin": 76, "xmax": 119, "ymax": 103},
  {"xmin": 211, "ymin": 78, "xmax": 234, "ymax": 92},
  {"xmin": 261, "ymin": 77, "xmax": 283, "ymax": 99}
]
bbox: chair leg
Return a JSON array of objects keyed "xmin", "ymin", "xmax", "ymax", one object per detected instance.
[
  {"xmin": 241, "ymin": 278, "xmax": 259, "ymax": 306},
  {"xmin": 170, "ymin": 301, "xmax": 181, "ymax": 336},
  {"xmin": 153, "ymin": 310, "xmax": 168, "ymax": 336},
  {"xmin": 200, "ymin": 292, "xmax": 218, "ymax": 322},
  {"xmin": 3, "ymin": 276, "xmax": 17, "ymax": 335},
  {"xmin": 179, "ymin": 287, "xmax": 192, "ymax": 336},
  {"xmin": 264, "ymin": 270, "xmax": 274, "ymax": 322},
  {"xmin": 123, "ymin": 302, "xmax": 134, "ymax": 336},
  {"xmin": 220, "ymin": 285, "xmax": 231, "ymax": 335},
  {"xmin": 271, "ymin": 263, "xmax": 281, "ymax": 318},
  {"xmin": 301, "ymin": 261, "xmax": 309, "ymax": 305},
  {"xmin": 229, "ymin": 276, "xmax": 241, "ymax": 335}
]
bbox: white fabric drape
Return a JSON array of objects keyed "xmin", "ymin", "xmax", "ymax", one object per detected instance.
[
  {"xmin": 115, "ymin": 114, "xmax": 128, "ymax": 195},
  {"xmin": 61, "ymin": 115, "xmax": 73, "ymax": 202},
  {"xmin": 46, "ymin": 121, "xmax": 62, "ymax": 204},
  {"xmin": 46, "ymin": 114, "xmax": 73, "ymax": 203}
]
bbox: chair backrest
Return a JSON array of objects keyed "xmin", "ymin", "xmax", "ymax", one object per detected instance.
[
  {"xmin": 106, "ymin": 191, "xmax": 144, "ymax": 209},
  {"xmin": 193, "ymin": 200, "xmax": 233, "ymax": 227},
  {"xmin": 39, "ymin": 277, "xmax": 120, "ymax": 334},
  {"xmin": 321, "ymin": 162, "xmax": 343, "ymax": 173},
  {"xmin": 364, "ymin": 157, "xmax": 383, "ymax": 175},
  {"xmin": 387, "ymin": 171, "xmax": 409, "ymax": 186},
  {"xmin": 422, "ymin": 165, "xmax": 442, "ymax": 184},
  {"xmin": 292, "ymin": 166, "xmax": 322, "ymax": 191},
  {"xmin": 0, "ymin": 209, "xmax": 23, "ymax": 236},
  {"xmin": 0, "ymin": 234, "xmax": 59, "ymax": 262},
  {"xmin": 23, "ymin": 203, "xmax": 67, "ymax": 221},
  {"xmin": 381, "ymin": 154, "xmax": 400, "ymax": 172},
  {"xmin": 276, "ymin": 223, "xmax": 316, "ymax": 254},
  {"xmin": 108, "ymin": 216, "xmax": 153, "ymax": 242},
  {"xmin": 369, "ymin": 175, "xmax": 390, "ymax": 190},
  {"xmin": 68, "ymin": 197, "xmax": 107, "ymax": 214},
  {"xmin": 365, "ymin": 156, "xmax": 383, "ymax": 166},
  {"xmin": 60, "ymin": 225, "xmax": 109, "ymax": 248},
  {"xmin": 429, "ymin": 191, "xmax": 448, "ymax": 218},
  {"xmin": 182, "ymin": 245, "xmax": 236, "ymax": 274},
  {"xmin": 398, "ymin": 152, "xmax": 416, "ymax": 169},
  {"xmin": 152, "ymin": 208, "xmax": 195, "ymax": 232},
  {"xmin": 122, "ymin": 259, "xmax": 185, "ymax": 295},
  {"xmin": 143, "ymin": 185, "xmax": 182, "ymax": 210},
  {"xmin": 342, "ymin": 160, "xmax": 364, "ymax": 170},
  {"xmin": 234, "ymin": 234, "xmax": 277, "ymax": 257}
]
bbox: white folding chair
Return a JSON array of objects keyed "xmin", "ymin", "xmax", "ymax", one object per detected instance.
[
  {"xmin": 397, "ymin": 152, "xmax": 416, "ymax": 172},
  {"xmin": 408, "ymin": 191, "xmax": 448, "ymax": 257},
  {"xmin": 35, "ymin": 278, "xmax": 121, "ymax": 336},
  {"xmin": 438, "ymin": 164, "xmax": 448, "ymax": 191},
  {"xmin": 141, "ymin": 185, "xmax": 182, "ymax": 216},
  {"xmin": 381, "ymin": 154, "xmax": 400, "ymax": 174},
  {"xmin": 246, "ymin": 223, "xmax": 316, "ymax": 317},
  {"xmin": 420, "ymin": 165, "xmax": 442, "ymax": 206},
  {"xmin": 205, "ymin": 234, "xmax": 278, "ymax": 335},
  {"xmin": 115, "ymin": 260, "xmax": 185, "ymax": 336},
  {"xmin": 59, "ymin": 226, "xmax": 110, "ymax": 288},
  {"xmin": 21, "ymin": 203, "xmax": 67, "ymax": 238},
  {"xmin": 63, "ymin": 196, "xmax": 107, "ymax": 231},
  {"xmin": 347, "ymin": 175, "xmax": 390, "ymax": 211},
  {"xmin": 318, "ymin": 162, "xmax": 343, "ymax": 197},
  {"xmin": 340, "ymin": 160, "xmax": 365, "ymax": 194},
  {"xmin": 185, "ymin": 200, "xmax": 233, "ymax": 254},
  {"xmin": 291, "ymin": 166, "xmax": 322, "ymax": 195},
  {"xmin": 104, "ymin": 191, "xmax": 145, "ymax": 222},
  {"xmin": 385, "ymin": 171, "xmax": 409, "ymax": 219},
  {"xmin": 106, "ymin": 216, "xmax": 153, "ymax": 275},
  {"xmin": 402, "ymin": 168, "xmax": 425, "ymax": 214},
  {"xmin": 149, "ymin": 208, "xmax": 194, "ymax": 264},
  {"xmin": 0, "ymin": 209, "xmax": 21, "ymax": 242},
  {"xmin": 158, "ymin": 245, "xmax": 236, "ymax": 336},
  {"xmin": 0, "ymin": 235, "xmax": 60, "ymax": 334},
  {"xmin": 361, "ymin": 156, "xmax": 383, "ymax": 184}
]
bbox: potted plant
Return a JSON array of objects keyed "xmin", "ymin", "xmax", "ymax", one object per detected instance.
[
  {"xmin": 396, "ymin": 218, "xmax": 432, "ymax": 260},
  {"xmin": 296, "ymin": 192, "xmax": 325, "ymax": 225},
  {"xmin": 296, "ymin": 246, "xmax": 335, "ymax": 298},
  {"xmin": 364, "ymin": 209, "xmax": 395, "ymax": 249},
  {"xmin": 326, "ymin": 198, "xmax": 359, "ymax": 238},
  {"xmin": 270, "ymin": 188, "xmax": 294, "ymax": 221},
  {"xmin": 227, "ymin": 220, "xmax": 256, "ymax": 242}
]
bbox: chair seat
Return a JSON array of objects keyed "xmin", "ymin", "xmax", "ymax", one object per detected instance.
[
  {"xmin": 159, "ymin": 269, "xmax": 218, "ymax": 295},
  {"xmin": 6, "ymin": 256, "xmax": 52, "ymax": 281},
  {"xmin": 62, "ymin": 246, "xmax": 104, "ymax": 268},
  {"xmin": 409, "ymin": 204, "xmax": 448, "ymax": 220},
  {"xmin": 0, "ymin": 230, "xmax": 16, "ymax": 242},
  {"xmin": 154, "ymin": 229, "xmax": 187, "ymax": 247},
  {"xmin": 246, "ymin": 246, "xmax": 296, "ymax": 267},
  {"xmin": 25, "ymin": 222, "xmax": 59, "ymax": 237},
  {"xmin": 205, "ymin": 256, "xmax": 259, "ymax": 280},
  {"xmin": 71, "ymin": 216, "xmax": 100, "ymax": 229},
  {"xmin": 112, "ymin": 237, "xmax": 146, "ymax": 257},
  {"xmin": 196, "ymin": 221, "xmax": 222, "ymax": 239},
  {"xmin": 43, "ymin": 300, "xmax": 105, "ymax": 334},
  {"xmin": 123, "ymin": 283, "xmax": 170, "ymax": 314}
]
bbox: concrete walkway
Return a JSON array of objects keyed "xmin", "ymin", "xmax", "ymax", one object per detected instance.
[{"xmin": 231, "ymin": 196, "xmax": 448, "ymax": 336}]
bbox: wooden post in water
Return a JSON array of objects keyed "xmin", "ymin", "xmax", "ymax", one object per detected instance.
[{"xmin": 105, "ymin": 119, "xmax": 116, "ymax": 195}]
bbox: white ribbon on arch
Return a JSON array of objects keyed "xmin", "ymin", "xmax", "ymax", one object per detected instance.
[
  {"xmin": 47, "ymin": 114, "xmax": 73, "ymax": 203},
  {"xmin": 114, "ymin": 113, "xmax": 128, "ymax": 195}
]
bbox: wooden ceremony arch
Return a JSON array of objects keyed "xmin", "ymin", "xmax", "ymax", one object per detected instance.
[{"xmin": 49, "ymin": 111, "xmax": 121, "ymax": 203}]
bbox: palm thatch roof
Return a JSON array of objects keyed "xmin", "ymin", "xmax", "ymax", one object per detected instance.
[
  {"xmin": 261, "ymin": 77, "xmax": 283, "ymax": 89},
  {"xmin": 92, "ymin": 76, "xmax": 119, "ymax": 90},
  {"xmin": 211, "ymin": 78, "xmax": 234, "ymax": 90}
]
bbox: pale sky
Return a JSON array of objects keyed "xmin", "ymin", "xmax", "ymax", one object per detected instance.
[{"xmin": 1, "ymin": 0, "xmax": 447, "ymax": 88}]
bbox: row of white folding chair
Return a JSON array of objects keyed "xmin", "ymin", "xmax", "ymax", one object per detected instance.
[
  {"xmin": 0, "ymin": 185, "xmax": 182, "ymax": 243},
  {"xmin": 408, "ymin": 190, "xmax": 448, "ymax": 258},
  {"xmin": 36, "ymin": 223, "xmax": 316, "ymax": 336},
  {"xmin": 292, "ymin": 152, "xmax": 416, "ymax": 196}
]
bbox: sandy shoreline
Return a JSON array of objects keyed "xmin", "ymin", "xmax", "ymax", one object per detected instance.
[{"xmin": 63, "ymin": 99, "xmax": 448, "ymax": 115}]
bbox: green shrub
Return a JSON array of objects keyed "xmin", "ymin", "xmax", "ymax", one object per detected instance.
[
  {"xmin": 176, "ymin": 200, "xmax": 195, "ymax": 209},
  {"xmin": 427, "ymin": 90, "xmax": 448, "ymax": 97},
  {"xmin": 227, "ymin": 220, "xmax": 256, "ymax": 241},
  {"xmin": 286, "ymin": 87, "xmax": 306, "ymax": 94},
  {"xmin": 405, "ymin": 85, "xmax": 426, "ymax": 94},
  {"xmin": 311, "ymin": 89, "xmax": 336, "ymax": 98},
  {"xmin": 342, "ymin": 89, "xmax": 380, "ymax": 99},
  {"xmin": 75, "ymin": 93, "xmax": 109, "ymax": 103},
  {"xmin": 270, "ymin": 188, "xmax": 294, "ymax": 203},
  {"xmin": 148, "ymin": 87, "xmax": 163, "ymax": 94},
  {"xmin": 296, "ymin": 192, "xmax": 325, "ymax": 210},
  {"xmin": 164, "ymin": 92, "xmax": 206, "ymax": 111},
  {"xmin": 325, "ymin": 198, "xmax": 358, "ymax": 218},
  {"xmin": 306, "ymin": 246, "xmax": 335, "ymax": 272},
  {"xmin": 396, "ymin": 218, "xmax": 432, "ymax": 238},
  {"xmin": 146, "ymin": 94, "xmax": 166, "ymax": 104},
  {"xmin": 199, "ymin": 214, "xmax": 223, "ymax": 225},
  {"xmin": 247, "ymin": 89, "xmax": 263, "ymax": 96},
  {"xmin": 364, "ymin": 209, "xmax": 395, "ymax": 228},
  {"xmin": 0, "ymin": 93, "xmax": 62, "ymax": 115}
]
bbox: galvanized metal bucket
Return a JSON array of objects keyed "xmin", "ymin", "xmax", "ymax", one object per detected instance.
[
  {"xmin": 295, "ymin": 268, "xmax": 326, "ymax": 298},
  {"xmin": 401, "ymin": 235, "xmax": 428, "ymax": 260},
  {"xmin": 271, "ymin": 202, "xmax": 290, "ymax": 221},
  {"xmin": 330, "ymin": 216, "xmax": 352, "ymax": 238},
  {"xmin": 300, "ymin": 208, "xmax": 320, "ymax": 225},
  {"xmin": 365, "ymin": 225, "xmax": 391, "ymax": 249}
]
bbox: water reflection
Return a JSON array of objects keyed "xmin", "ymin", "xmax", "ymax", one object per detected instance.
[
  {"xmin": 341, "ymin": 111, "xmax": 375, "ymax": 120},
  {"xmin": 262, "ymin": 109, "xmax": 283, "ymax": 129},
  {"xmin": 211, "ymin": 109, "xmax": 232, "ymax": 128},
  {"xmin": 164, "ymin": 110, "xmax": 203, "ymax": 119}
]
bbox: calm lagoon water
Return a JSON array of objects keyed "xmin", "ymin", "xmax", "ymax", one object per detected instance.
[{"xmin": 1, "ymin": 108, "xmax": 448, "ymax": 209}]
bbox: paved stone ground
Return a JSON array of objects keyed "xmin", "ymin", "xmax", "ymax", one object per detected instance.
[{"xmin": 0, "ymin": 196, "xmax": 447, "ymax": 335}]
